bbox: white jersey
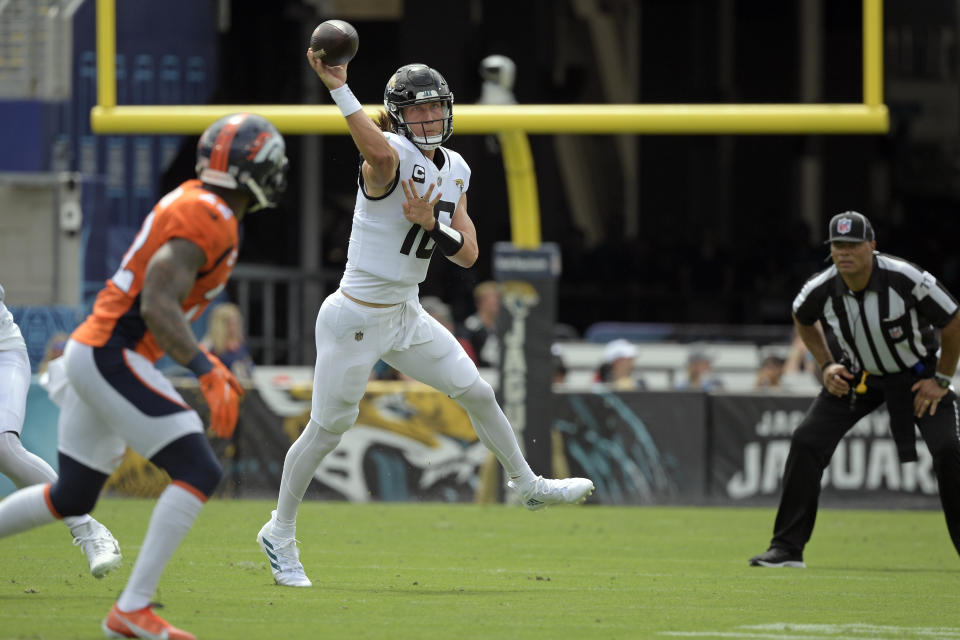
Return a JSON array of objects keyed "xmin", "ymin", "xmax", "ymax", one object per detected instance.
[
  {"xmin": 0, "ymin": 283, "xmax": 26, "ymax": 352},
  {"xmin": 340, "ymin": 132, "xmax": 471, "ymax": 304}
]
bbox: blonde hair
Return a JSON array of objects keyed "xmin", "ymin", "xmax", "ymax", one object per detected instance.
[
  {"xmin": 376, "ymin": 110, "xmax": 394, "ymax": 133},
  {"xmin": 203, "ymin": 303, "xmax": 244, "ymax": 353},
  {"xmin": 39, "ymin": 332, "xmax": 68, "ymax": 373},
  {"xmin": 472, "ymin": 280, "xmax": 500, "ymax": 302}
]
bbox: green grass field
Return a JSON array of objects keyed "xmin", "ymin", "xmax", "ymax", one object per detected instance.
[{"xmin": 1, "ymin": 499, "xmax": 958, "ymax": 639}]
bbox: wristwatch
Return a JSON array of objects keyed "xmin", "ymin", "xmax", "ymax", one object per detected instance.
[{"xmin": 935, "ymin": 373, "xmax": 952, "ymax": 389}]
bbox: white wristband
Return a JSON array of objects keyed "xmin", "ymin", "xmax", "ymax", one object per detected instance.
[{"xmin": 329, "ymin": 84, "xmax": 363, "ymax": 117}]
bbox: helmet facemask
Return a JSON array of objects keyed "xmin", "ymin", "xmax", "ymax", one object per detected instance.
[
  {"xmin": 392, "ymin": 99, "xmax": 453, "ymax": 151},
  {"xmin": 241, "ymin": 155, "xmax": 288, "ymax": 212}
]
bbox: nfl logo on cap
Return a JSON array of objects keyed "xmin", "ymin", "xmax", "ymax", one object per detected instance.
[{"xmin": 825, "ymin": 210, "xmax": 875, "ymax": 244}]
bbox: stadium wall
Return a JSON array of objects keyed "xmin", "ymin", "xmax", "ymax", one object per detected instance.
[{"xmin": 3, "ymin": 378, "xmax": 940, "ymax": 510}]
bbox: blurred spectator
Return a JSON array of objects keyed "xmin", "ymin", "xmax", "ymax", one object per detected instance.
[
  {"xmin": 551, "ymin": 343, "xmax": 568, "ymax": 386},
  {"xmin": 596, "ymin": 338, "xmax": 643, "ymax": 391},
  {"xmin": 755, "ymin": 354, "xmax": 786, "ymax": 391},
  {"xmin": 421, "ymin": 295, "xmax": 477, "ymax": 364},
  {"xmin": 784, "ymin": 325, "xmax": 819, "ymax": 380},
  {"xmin": 200, "ymin": 303, "xmax": 254, "ymax": 385},
  {"xmin": 38, "ymin": 332, "xmax": 68, "ymax": 374},
  {"xmin": 370, "ymin": 360, "xmax": 409, "ymax": 381},
  {"xmin": 553, "ymin": 322, "xmax": 579, "ymax": 341},
  {"xmin": 777, "ymin": 325, "xmax": 824, "ymax": 393},
  {"xmin": 460, "ymin": 281, "xmax": 501, "ymax": 368},
  {"xmin": 676, "ymin": 349, "xmax": 724, "ymax": 392}
]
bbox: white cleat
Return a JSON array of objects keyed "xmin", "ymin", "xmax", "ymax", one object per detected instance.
[
  {"xmin": 257, "ymin": 512, "xmax": 312, "ymax": 587},
  {"xmin": 72, "ymin": 519, "xmax": 122, "ymax": 578},
  {"xmin": 508, "ymin": 476, "xmax": 595, "ymax": 511}
]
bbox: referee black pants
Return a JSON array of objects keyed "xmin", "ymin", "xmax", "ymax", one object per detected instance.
[{"xmin": 769, "ymin": 384, "xmax": 960, "ymax": 557}]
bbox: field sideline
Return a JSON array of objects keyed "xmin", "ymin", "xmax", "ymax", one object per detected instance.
[{"xmin": 1, "ymin": 499, "xmax": 958, "ymax": 639}]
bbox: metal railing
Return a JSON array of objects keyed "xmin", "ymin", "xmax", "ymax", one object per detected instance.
[{"xmin": 230, "ymin": 264, "xmax": 337, "ymax": 366}]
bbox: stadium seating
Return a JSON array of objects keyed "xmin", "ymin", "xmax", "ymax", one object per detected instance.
[{"xmin": 554, "ymin": 340, "xmax": 809, "ymax": 392}]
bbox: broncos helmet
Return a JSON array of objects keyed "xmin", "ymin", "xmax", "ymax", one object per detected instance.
[
  {"xmin": 196, "ymin": 113, "xmax": 289, "ymax": 212},
  {"xmin": 383, "ymin": 64, "xmax": 454, "ymax": 150}
]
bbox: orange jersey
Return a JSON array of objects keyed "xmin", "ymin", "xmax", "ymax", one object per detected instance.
[{"xmin": 73, "ymin": 179, "xmax": 239, "ymax": 362}]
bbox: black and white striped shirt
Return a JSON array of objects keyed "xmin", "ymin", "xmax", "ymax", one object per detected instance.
[{"xmin": 793, "ymin": 253, "xmax": 959, "ymax": 376}]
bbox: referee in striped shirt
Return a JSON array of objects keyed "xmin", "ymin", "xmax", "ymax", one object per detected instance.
[{"xmin": 751, "ymin": 211, "xmax": 960, "ymax": 567}]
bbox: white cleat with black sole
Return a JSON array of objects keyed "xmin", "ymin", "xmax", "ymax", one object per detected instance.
[
  {"xmin": 72, "ymin": 519, "xmax": 122, "ymax": 578},
  {"xmin": 508, "ymin": 476, "xmax": 595, "ymax": 511},
  {"xmin": 257, "ymin": 512, "xmax": 312, "ymax": 587}
]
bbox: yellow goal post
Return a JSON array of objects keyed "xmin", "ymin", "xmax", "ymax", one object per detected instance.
[{"xmin": 91, "ymin": 0, "xmax": 887, "ymax": 248}]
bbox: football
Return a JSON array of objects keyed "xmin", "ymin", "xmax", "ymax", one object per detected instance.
[{"xmin": 309, "ymin": 19, "xmax": 359, "ymax": 66}]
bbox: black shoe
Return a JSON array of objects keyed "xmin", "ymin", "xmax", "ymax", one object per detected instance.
[{"xmin": 749, "ymin": 547, "xmax": 805, "ymax": 568}]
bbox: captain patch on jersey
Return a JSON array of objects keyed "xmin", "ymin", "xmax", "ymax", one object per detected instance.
[{"xmin": 345, "ymin": 132, "xmax": 471, "ymax": 304}]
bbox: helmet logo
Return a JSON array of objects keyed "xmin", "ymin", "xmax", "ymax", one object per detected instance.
[
  {"xmin": 412, "ymin": 165, "xmax": 426, "ymax": 184},
  {"xmin": 247, "ymin": 133, "xmax": 285, "ymax": 164},
  {"xmin": 838, "ymin": 218, "xmax": 852, "ymax": 234},
  {"xmin": 416, "ymin": 90, "xmax": 439, "ymax": 99},
  {"xmin": 247, "ymin": 131, "xmax": 272, "ymax": 160}
]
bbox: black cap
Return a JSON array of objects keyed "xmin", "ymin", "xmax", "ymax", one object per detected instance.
[{"xmin": 824, "ymin": 211, "xmax": 875, "ymax": 245}]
